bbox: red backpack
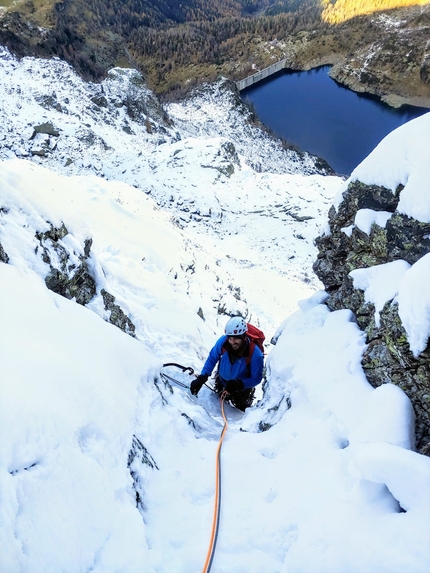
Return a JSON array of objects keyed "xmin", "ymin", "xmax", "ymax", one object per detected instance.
[{"xmin": 246, "ymin": 323, "xmax": 265, "ymax": 355}]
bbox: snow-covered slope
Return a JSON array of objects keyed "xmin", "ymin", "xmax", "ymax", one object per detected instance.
[
  {"xmin": 0, "ymin": 46, "xmax": 342, "ymax": 328},
  {"xmin": 1, "ymin": 262, "xmax": 158, "ymax": 573},
  {"xmin": 1, "ymin": 154, "xmax": 429, "ymax": 573},
  {"xmin": 1, "ymin": 46, "xmax": 430, "ymax": 573},
  {"xmin": 0, "ymin": 159, "xmax": 237, "ymax": 363}
]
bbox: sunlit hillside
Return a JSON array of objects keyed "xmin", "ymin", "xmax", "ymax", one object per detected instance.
[{"xmin": 322, "ymin": 0, "xmax": 429, "ymax": 23}]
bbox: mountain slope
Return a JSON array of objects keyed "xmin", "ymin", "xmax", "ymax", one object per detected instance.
[
  {"xmin": 322, "ymin": 0, "xmax": 430, "ymax": 23},
  {"xmin": 0, "ymin": 47, "xmax": 430, "ymax": 573},
  {"xmin": 1, "ymin": 130, "xmax": 430, "ymax": 572}
]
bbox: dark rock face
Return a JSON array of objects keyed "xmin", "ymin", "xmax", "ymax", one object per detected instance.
[
  {"xmin": 362, "ymin": 302, "xmax": 430, "ymax": 455},
  {"xmin": 45, "ymin": 265, "xmax": 96, "ymax": 305},
  {"xmin": 32, "ymin": 122, "xmax": 61, "ymax": 138},
  {"xmin": 127, "ymin": 435, "xmax": 158, "ymax": 512},
  {"xmin": 101, "ymin": 289, "xmax": 136, "ymax": 337},
  {"xmin": 36, "ymin": 223, "xmax": 97, "ymax": 306},
  {"xmin": 314, "ymin": 180, "xmax": 430, "ymax": 455},
  {"xmin": 386, "ymin": 214, "xmax": 430, "ymax": 263},
  {"xmin": 314, "ymin": 181, "xmax": 401, "ymax": 289},
  {"xmin": 0, "ymin": 241, "xmax": 9, "ymax": 263},
  {"xmin": 35, "ymin": 222, "xmax": 136, "ymax": 337}
]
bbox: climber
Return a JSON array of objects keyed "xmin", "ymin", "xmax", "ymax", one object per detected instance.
[{"xmin": 190, "ymin": 316, "xmax": 264, "ymax": 411}]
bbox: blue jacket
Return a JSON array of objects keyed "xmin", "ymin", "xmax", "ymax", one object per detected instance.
[{"xmin": 201, "ymin": 335, "xmax": 264, "ymax": 389}]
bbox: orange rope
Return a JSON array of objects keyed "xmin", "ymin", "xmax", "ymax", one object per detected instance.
[{"xmin": 201, "ymin": 391, "xmax": 229, "ymax": 573}]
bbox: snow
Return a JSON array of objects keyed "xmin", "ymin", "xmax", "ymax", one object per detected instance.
[
  {"xmin": 349, "ymin": 384, "xmax": 415, "ymax": 449},
  {"xmin": 397, "ymin": 253, "xmax": 430, "ymax": 357},
  {"xmin": 350, "ymin": 260, "xmax": 411, "ymax": 326},
  {"xmin": 341, "ymin": 208, "xmax": 392, "ymax": 237},
  {"xmin": 0, "ymin": 45, "xmax": 341, "ymax": 297},
  {"xmin": 354, "ymin": 208, "xmax": 392, "ymax": 234},
  {"xmin": 0, "ymin": 263, "xmax": 155, "ymax": 573},
  {"xmin": 1, "ymin": 47, "xmax": 430, "ymax": 573}
]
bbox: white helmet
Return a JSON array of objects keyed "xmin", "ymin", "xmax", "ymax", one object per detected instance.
[{"xmin": 225, "ymin": 316, "xmax": 248, "ymax": 336}]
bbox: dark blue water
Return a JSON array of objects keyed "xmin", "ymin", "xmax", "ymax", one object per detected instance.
[{"xmin": 242, "ymin": 66, "xmax": 429, "ymax": 175}]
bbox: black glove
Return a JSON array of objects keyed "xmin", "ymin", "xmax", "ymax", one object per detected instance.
[
  {"xmin": 224, "ymin": 379, "xmax": 244, "ymax": 393},
  {"xmin": 190, "ymin": 374, "xmax": 208, "ymax": 396}
]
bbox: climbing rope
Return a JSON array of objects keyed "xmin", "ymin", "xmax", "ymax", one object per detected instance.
[
  {"xmin": 201, "ymin": 391, "xmax": 229, "ymax": 573},
  {"xmin": 160, "ymin": 364, "xmax": 229, "ymax": 570}
]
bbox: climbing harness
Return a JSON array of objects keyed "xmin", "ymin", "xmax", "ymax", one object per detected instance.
[{"xmin": 201, "ymin": 390, "xmax": 229, "ymax": 573}]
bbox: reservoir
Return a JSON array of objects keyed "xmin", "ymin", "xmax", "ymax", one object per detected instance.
[{"xmin": 241, "ymin": 66, "xmax": 429, "ymax": 175}]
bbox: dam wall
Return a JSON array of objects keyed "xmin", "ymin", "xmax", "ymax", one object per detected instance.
[{"xmin": 235, "ymin": 59, "xmax": 287, "ymax": 91}]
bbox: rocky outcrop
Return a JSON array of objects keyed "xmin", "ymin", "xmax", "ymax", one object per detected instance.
[
  {"xmin": 361, "ymin": 301, "xmax": 430, "ymax": 456},
  {"xmin": 201, "ymin": 140, "xmax": 240, "ymax": 178},
  {"xmin": 29, "ymin": 122, "xmax": 61, "ymax": 157},
  {"xmin": 36, "ymin": 222, "xmax": 136, "ymax": 336},
  {"xmin": 0, "ymin": 240, "xmax": 9, "ymax": 263},
  {"xmin": 108, "ymin": 68, "xmax": 173, "ymax": 130},
  {"xmin": 101, "ymin": 289, "xmax": 136, "ymax": 337},
  {"xmin": 313, "ymin": 180, "xmax": 430, "ymax": 455},
  {"xmin": 37, "ymin": 223, "xmax": 97, "ymax": 306}
]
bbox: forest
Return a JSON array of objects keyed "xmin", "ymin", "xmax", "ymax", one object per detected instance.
[
  {"xmin": 0, "ymin": 0, "xmax": 325, "ymax": 96},
  {"xmin": 0, "ymin": 0, "xmax": 427, "ymax": 98},
  {"xmin": 128, "ymin": 4, "xmax": 327, "ymax": 96}
]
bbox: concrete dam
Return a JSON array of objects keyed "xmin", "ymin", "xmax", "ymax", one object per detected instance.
[{"xmin": 235, "ymin": 59, "xmax": 288, "ymax": 91}]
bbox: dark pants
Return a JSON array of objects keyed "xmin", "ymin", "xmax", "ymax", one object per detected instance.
[{"xmin": 215, "ymin": 377, "xmax": 255, "ymax": 411}]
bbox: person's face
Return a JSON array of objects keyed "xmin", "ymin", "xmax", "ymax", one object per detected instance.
[{"xmin": 228, "ymin": 336, "xmax": 243, "ymax": 351}]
